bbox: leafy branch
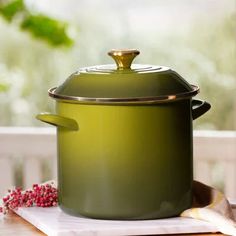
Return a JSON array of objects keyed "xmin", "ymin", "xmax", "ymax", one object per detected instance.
[{"xmin": 0, "ymin": 0, "xmax": 74, "ymax": 47}]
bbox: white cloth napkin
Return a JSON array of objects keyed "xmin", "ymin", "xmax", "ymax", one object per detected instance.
[{"xmin": 181, "ymin": 180, "xmax": 236, "ymax": 236}]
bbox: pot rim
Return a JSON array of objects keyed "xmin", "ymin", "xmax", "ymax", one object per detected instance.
[{"xmin": 48, "ymin": 85, "xmax": 199, "ymax": 104}]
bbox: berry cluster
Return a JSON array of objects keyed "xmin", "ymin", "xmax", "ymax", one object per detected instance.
[{"xmin": 0, "ymin": 183, "xmax": 58, "ymax": 214}]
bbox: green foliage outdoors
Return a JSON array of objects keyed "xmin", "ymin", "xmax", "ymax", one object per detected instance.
[
  {"xmin": 21, "ymin": 14, "xmax": 73, "ymax": 47},
  {"xmin": 187, "ymin": 14, "xmax": 236, "ymax": 130},
  {"xmin": 0, "ymin": 0, "xmax": 73, "ymax": 47},
  {"xmin": 0, "ymin": 0, "xmax": 24, "ymax": 21},
  {"xmin": 0, "ymin": 0, "xmax": 74, "ymax": 93}
]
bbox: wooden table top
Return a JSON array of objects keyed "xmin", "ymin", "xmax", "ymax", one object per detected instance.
[{"xmin": 0, "ymin": 210, "xmax": 226, "ymax": 236}]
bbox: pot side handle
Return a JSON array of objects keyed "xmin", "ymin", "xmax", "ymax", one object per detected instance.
[
  {"xmin": 192, "ymin": 99, "xmax": 211, "ymax": 120},
  {"xmin": 36, "ymin": 113, "xmax": 79, "ymax": 131}
]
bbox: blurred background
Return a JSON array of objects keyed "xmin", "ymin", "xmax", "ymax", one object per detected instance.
[
  {"xmin": 0, "ymin": 0, "xmax": 235, "ymax": 129},
  {"xmin": 0, "ymin": 0, "xmax": 235, "ymax": 197}
]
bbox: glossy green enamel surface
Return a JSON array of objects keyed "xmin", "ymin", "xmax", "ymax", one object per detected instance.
[
  {"xmin": 36, "ymin": 113, "xmax": 78, "ymax": 130},
  {"xmin": 56, "ymin": 100, "xmax": 193, "ymax": 219},
  {"xmin": 54, "ymin": 64, "xmax": 194, "ymax": 99}
]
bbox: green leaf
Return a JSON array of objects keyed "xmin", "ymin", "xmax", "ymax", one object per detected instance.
[
  {"xmin": 0, "ymin": 0, "xmax": 75, "ymax": 47},
  {"xmin": 0, "ymin": 0, "xmax": 25, "ymax": 21},
  {"xmin": 21, "ymin": 14, "xmax": 73, "ymax": 47}
]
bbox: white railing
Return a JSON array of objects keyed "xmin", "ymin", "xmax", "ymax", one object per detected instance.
[
  {"xmin": 193, "ymin": 130, "xmax": 236, "ymax": 198},
  {"xmin": 0, "ymin": 127, "xmax": 57, "ymax": 195},
  {"xmin": 0, "ymin": 127, "xmax": 236, "ymax": 199}
]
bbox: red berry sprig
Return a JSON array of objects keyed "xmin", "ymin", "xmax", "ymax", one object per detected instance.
[{"xmin": 0, "ymin": 183, "xmax": 58, "ymax": 215}]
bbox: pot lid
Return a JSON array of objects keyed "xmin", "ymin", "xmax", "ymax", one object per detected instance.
[{"xmin": 49, "ymin": 49, "xmax": 199, "ymax": 104}]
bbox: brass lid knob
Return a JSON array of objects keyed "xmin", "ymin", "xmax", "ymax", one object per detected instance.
[{"xmin": 108, "ymin": 49, "xmax": 140, "ymax": 70}]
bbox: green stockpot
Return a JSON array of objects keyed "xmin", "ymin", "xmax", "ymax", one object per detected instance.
[{"xmin": 37, "ymin": 49, "xmax": 211, "ymax": 220}]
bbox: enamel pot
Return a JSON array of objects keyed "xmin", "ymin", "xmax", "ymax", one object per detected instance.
[{"xmin": 37, "ymin": 49, "xmax": 211, "ymax": 220}]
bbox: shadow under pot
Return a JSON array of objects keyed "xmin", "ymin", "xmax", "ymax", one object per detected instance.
[{"xmin": 37, "ymin": 49, "xmax": 211, "ymax": 220}]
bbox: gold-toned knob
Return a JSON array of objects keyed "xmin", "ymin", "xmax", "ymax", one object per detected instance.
[{"xmin": 108, "ymin": 49, "xmax": 140, "ymax": 70}]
